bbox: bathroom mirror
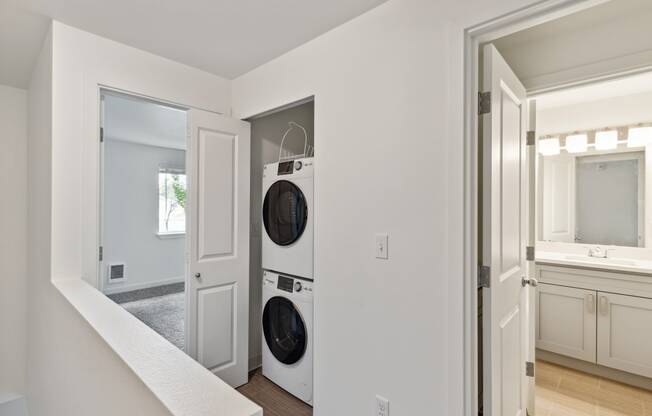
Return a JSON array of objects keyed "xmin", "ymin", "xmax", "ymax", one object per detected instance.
[{"xmin": 538, "ymin": 147, "xmax": 646, "ymax": 248}]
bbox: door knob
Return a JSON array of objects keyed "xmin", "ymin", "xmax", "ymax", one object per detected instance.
[
  {"xmin": 194, "ymin": 272, "xmax": 201, "ymax": 279},
  {"xmin": 521, "ymin": 276, "xmax": 538, "ymax": 287}
]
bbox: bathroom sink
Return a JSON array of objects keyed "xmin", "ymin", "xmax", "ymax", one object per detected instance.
[{"xmin": 564, "ymin": 255, "xmax": 637, "ymax": 266}]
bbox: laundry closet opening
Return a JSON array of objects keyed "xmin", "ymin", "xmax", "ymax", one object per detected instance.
[{"xmin": 238, "ymin": 97, "xmax": 315, "ymax": 415}]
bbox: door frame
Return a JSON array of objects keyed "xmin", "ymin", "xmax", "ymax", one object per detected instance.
[{"xmin": 461, "ymin": 0, "xmax": 640, "ymax": 414}]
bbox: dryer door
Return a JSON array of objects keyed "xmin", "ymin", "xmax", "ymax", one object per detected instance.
[
  {"xmin": 263, "ymin": 296, "xmax": 307, "ymax": 365},
  {"xmin": 263, "ymin": 180, "xmax": 308, "ymax": 246}
]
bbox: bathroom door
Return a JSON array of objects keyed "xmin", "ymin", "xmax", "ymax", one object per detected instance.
[
  {"xmin": 481, "ymin": 44, "xmax": 533, "ymax": 416},
  {"xmin": 186, "ymin": 108, "xmax": 251, "ymax": 388}
]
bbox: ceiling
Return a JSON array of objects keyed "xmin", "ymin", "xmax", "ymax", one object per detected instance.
[
  {"xmin": 535, "ymin": 71, "xmax": 652, "ymax": 110},
  {"xmin": 0, "ymin": 0, "xmax": 388, "ymax": 89},
  {"xmin": 494, "ymin": 0, "xmax": 652, "ymax": 50},
  {"xmin": 104, "ymin": 92, "xmax": 187, "ymax": 150}
]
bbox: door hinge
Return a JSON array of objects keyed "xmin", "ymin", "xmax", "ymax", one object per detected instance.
[
  {"xmin": 99, "ymin": 246, "xmax": 103, "ymax": 262},
  {"xmin": 526, "ymin": 361, "xmax": 535, "ymax": 377},
  {"xmin": 100, "ymin": 127, "xmax": 104, "ymax": 143},
  {"xmin": 478, "ymin": 91, "xmax": 491, "ymax": 115},
  {"xmin": 526, "ymin": 131, "xmax": 535, "ymax": 146},
  {"xmin": 478, "ymin": 265, "xmax": 490, "ymax": 288},
  {"xmin": 526, "ymin": 246, "xmax": 535, "ymax": 261}
]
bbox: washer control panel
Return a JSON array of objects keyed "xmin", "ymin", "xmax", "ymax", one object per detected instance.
[{"xmin": 265, "ymin": 271, "xmax": 313, "ymax": 294}]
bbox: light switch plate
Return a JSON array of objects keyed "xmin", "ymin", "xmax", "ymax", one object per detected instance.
[
  {"xmin": 375, "ymin": 233, "xmax": 389, "ymax": 259},
  {"xmin": 376, "ymin": 395, "xmax": 389, "ymax": 416}
]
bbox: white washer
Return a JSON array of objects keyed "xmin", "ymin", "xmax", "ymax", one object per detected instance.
[
  {"xmin": 262, "ymin": 270, "xmax": 313, "ymax": 405},
  {"xmin": 262, "ymin": 157, "xmax": 314, "ymax": 280}
]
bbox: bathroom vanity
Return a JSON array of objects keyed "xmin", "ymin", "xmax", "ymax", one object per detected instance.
[{"xmin": 535, "ymin": 252, "xmax": 652, "ymax": 387}]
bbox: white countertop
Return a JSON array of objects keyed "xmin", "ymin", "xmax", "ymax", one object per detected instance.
[{"xmin": 536, "ymin": 251, "xmax": 652, "ymax": 275}]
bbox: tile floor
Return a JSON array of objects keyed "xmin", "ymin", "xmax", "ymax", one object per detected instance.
[
  {"xmin": 237, "ymin": 368, "xmax": 312, "ymax": 416},
  {"xmin": 537, "ymin": 360, "xmax": 652, "ymax": 416}
]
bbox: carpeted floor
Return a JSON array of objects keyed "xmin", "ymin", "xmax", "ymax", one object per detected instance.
[{"xmin": 110, "ymin": 284, "xmax": 185, "ymax": 350}]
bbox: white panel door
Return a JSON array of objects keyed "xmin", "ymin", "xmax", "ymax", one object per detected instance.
[
  {"xmin": 481, "ymin": 44, "xmax": 530, "ymax": 416},
  {"xmin": 536, "ymin": 283, "xmax": 596, "ymax": 362},
  {"xmin": 597, "ymin": 292, "xmax": 652, "ymax": 378},
  {"xmin": 542, "ymin": 153, "xmax": 575, "ymax": 243},
  {"xmin": 186, "ymin": 108, "xmax": 250, "ymax": 387}
]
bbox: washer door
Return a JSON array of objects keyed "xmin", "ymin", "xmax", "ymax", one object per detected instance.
[
  {"xmin": 263, "ymin": 180, "xmax": 308, "ymax": 246},
  {"xmin": 263, "ymin": 296, "xmax": 307, "ymax": 365}
]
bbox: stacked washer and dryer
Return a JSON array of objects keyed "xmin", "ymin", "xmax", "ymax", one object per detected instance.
[{"xmin": 261, "ymin": 152, "xmax": 314, "ymax": 405}]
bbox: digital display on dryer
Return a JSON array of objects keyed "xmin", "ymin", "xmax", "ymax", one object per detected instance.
[
  {"xmin": 277, "ymin": 276, "xmax": 294, "ymax": 293},
  {"xmin": 277, "ymin": 161, "xmax": 294, "ymax": 175}
]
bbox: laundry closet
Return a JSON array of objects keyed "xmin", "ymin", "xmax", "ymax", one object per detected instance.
[{"xmin": 244, "ymin": 98, "xmax": 315, "ymax": 408}]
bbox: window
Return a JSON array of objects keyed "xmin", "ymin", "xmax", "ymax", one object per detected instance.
[{"xmin": 158, "ymin": 169, "xmax": 186, "ymax": 235}]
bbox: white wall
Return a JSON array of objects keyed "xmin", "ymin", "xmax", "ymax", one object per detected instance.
[
  {"xmin": 0, "ymin": 84, "xmax": 27, "ymax": 395},
  {"xmin": 26, "ymin": 22, "xmax": 232, "ymax": 416},
  {"xmin": 538, "ymin": 90, "xmax": 652, "ymax": 136},
  {"xmin": 103, "ymin": 139, "xmax": 185, "ymax": 293},
  {"xmin": 232, "ymin": 0, "xmax": 540, "ymax": 413},
  {"xmin": 49, "ymin": 22, "xmax": 230, "ymax": 287},
  {"xmin": 248, "ymin": 101, "xmax": 314, "ymax": 369}
]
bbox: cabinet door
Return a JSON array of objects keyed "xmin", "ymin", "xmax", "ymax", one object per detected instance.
[
  {"xmin": 597, "ymin": 292, "xmax": 652, "ymax": 378},
  {"xmin": 536, "ymin": 283, "xmax": 596, "ymax": 362}
]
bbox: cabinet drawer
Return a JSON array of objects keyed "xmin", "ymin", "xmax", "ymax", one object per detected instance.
[
  {"xmin": 597, "ymin": 292, "xmax": 652, "ymax": 378},
  {"xmin": 536, "ymin": 283, "xmax": 596, "ymax": 362}
]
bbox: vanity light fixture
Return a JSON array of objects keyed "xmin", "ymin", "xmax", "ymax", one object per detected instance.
[
  {"xmin": 565, "ymin": 134, "xmax": 588, "ymax": 153},
  {"xmin": 539, "ymin": 137, "xmax": 560, "ymax": 156},
  {"xmin": 627, "ymin": 126, "xmax": 652, "ymax": 148},
  {"xmin": 595, "ymin": 130, "xmax": 618, "ymax": 150}
]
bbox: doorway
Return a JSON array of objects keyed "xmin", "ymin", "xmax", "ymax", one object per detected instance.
[
  {"xmin": 469, "ymin": 1, "xmax": 652, "ymax": 415},
  {"xmin": 99, "ymin": 90, "xmax": 189, "ymax": 351}
]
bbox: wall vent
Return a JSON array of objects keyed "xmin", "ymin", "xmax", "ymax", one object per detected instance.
[{"xmin": 109, "ymin": 264, "xmax": 126, "ymax": 281}]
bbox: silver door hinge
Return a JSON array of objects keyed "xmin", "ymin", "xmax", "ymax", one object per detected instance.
[
  {"xmin": 100, "ymin": 127, "xmax": 104, "ymax": 143},
  {"xmin": 478, "ymin": 91, "xmax": 491, "ymax": 115},
  {"xmin": 526, "ymin": 246, "xmax": 535, "ymax": 261},
  {"xmin": 478, "ymin": 265, "xmax": 490, "ymax": 288},
  {"xmin": 99, "ymin": 246, "xmax": 103, "ymax": 262},
  {"xmin": 526, "ymin": 361, "xmax": 535, "ymax": 377},
  {"xmin": 526, "ymin": 131, "xmax": 535, "ymax": 146}
]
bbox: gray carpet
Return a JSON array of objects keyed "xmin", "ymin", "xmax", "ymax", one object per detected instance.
[
  {"xmin": 119, "ymin": 290, "xmax": 185, "ymax": 350},
  {"xmin": 108, "ymin": 282, "xmax": 184, "ymax": 304}
]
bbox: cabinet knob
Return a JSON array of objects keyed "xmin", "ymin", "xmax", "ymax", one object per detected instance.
[{"xmin": 194, "ymin": 272, "xmax": 201, "ymax": 279}]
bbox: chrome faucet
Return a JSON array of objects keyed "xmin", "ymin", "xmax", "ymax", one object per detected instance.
[{"xmin": 588, "ymin": 246, "xmax": 616, "ymax": 258}]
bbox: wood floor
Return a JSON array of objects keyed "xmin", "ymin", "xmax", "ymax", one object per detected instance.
[
  {"xmin": 537, "ymin": 360, "xmax": 652, "ymax": 416},
  {"xmin": 237, "ymin": 368, "xmax": 312, "ymax": 416}
]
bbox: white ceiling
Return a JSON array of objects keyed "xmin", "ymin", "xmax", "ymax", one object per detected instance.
[
  {"xmin": 0, "ymin": 0, "xmax": 51, "ymax": 89},
  {"xmin": 104, "ymin": 92, "xmax": 187, "ymax": 150},
  {"xmin": 535, "ymin": 71, "xmax": 652, "ymax": 110},
  {"xmin": 494, "ymin": 0, "xmax": 652, "ymax": 51},
  {"xmin": 0, "ymin": 0, "xmax": 388, "ymax": 89}
]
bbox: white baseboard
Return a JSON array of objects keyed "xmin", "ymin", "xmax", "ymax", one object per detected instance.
[
  {"xmin": 103, "ymin": 275, "xmax": 184, "ymax": 295},
  {"xmin": 0, "ymin": 393, "xmax": 28, "ymax": 416}
]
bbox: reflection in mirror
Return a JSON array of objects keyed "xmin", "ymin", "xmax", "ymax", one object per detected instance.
[{"xmin": 538, "ymin": 132, "xmax": 647, "ymax": 248}]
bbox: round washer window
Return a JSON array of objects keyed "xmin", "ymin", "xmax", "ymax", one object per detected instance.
[
  {"xmin": 263, "ymin": 180, "xmax": 308, "ymax": 246},
  {"xmin": 263, "ymin": 296, "xmax": 307, "ymax": 365}
]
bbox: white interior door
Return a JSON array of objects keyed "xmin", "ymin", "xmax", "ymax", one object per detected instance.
[
  {"xmin": 186, "ymin": 108, "xmax": 251, "ymax": 388},
  {"xmin": 481, "ymin": 44, "xmax": 531, "ymax": 416}
]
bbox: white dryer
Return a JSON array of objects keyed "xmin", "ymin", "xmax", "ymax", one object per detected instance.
[
  {"xmin": 262, "ymin": 157, "xmax": 314, "ymax": 279},
  {"xmin": 262, "ymin": 270, "xmax": 313, "ymax": 405}
]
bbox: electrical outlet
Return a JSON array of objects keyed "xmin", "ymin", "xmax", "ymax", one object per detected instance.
[
  {"xmin": 375, "ymin": 233, "xmax": 389, "ymax": 259},
  {"xmin": 376, "ymin": 395, "xmax": 389, "ymax": 416}
]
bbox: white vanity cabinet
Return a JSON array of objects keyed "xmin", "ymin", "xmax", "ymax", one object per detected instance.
[
  {"xmin": 536, "ymin": 263, "xmax": 652, "ymax": 380},
  {"xmin": 536, "ymin": 283, "xmax": 596, "ymax": 362},
  {"xmin": 597, "ymin": 292, "xmax": 652, "ymax": 378}
]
